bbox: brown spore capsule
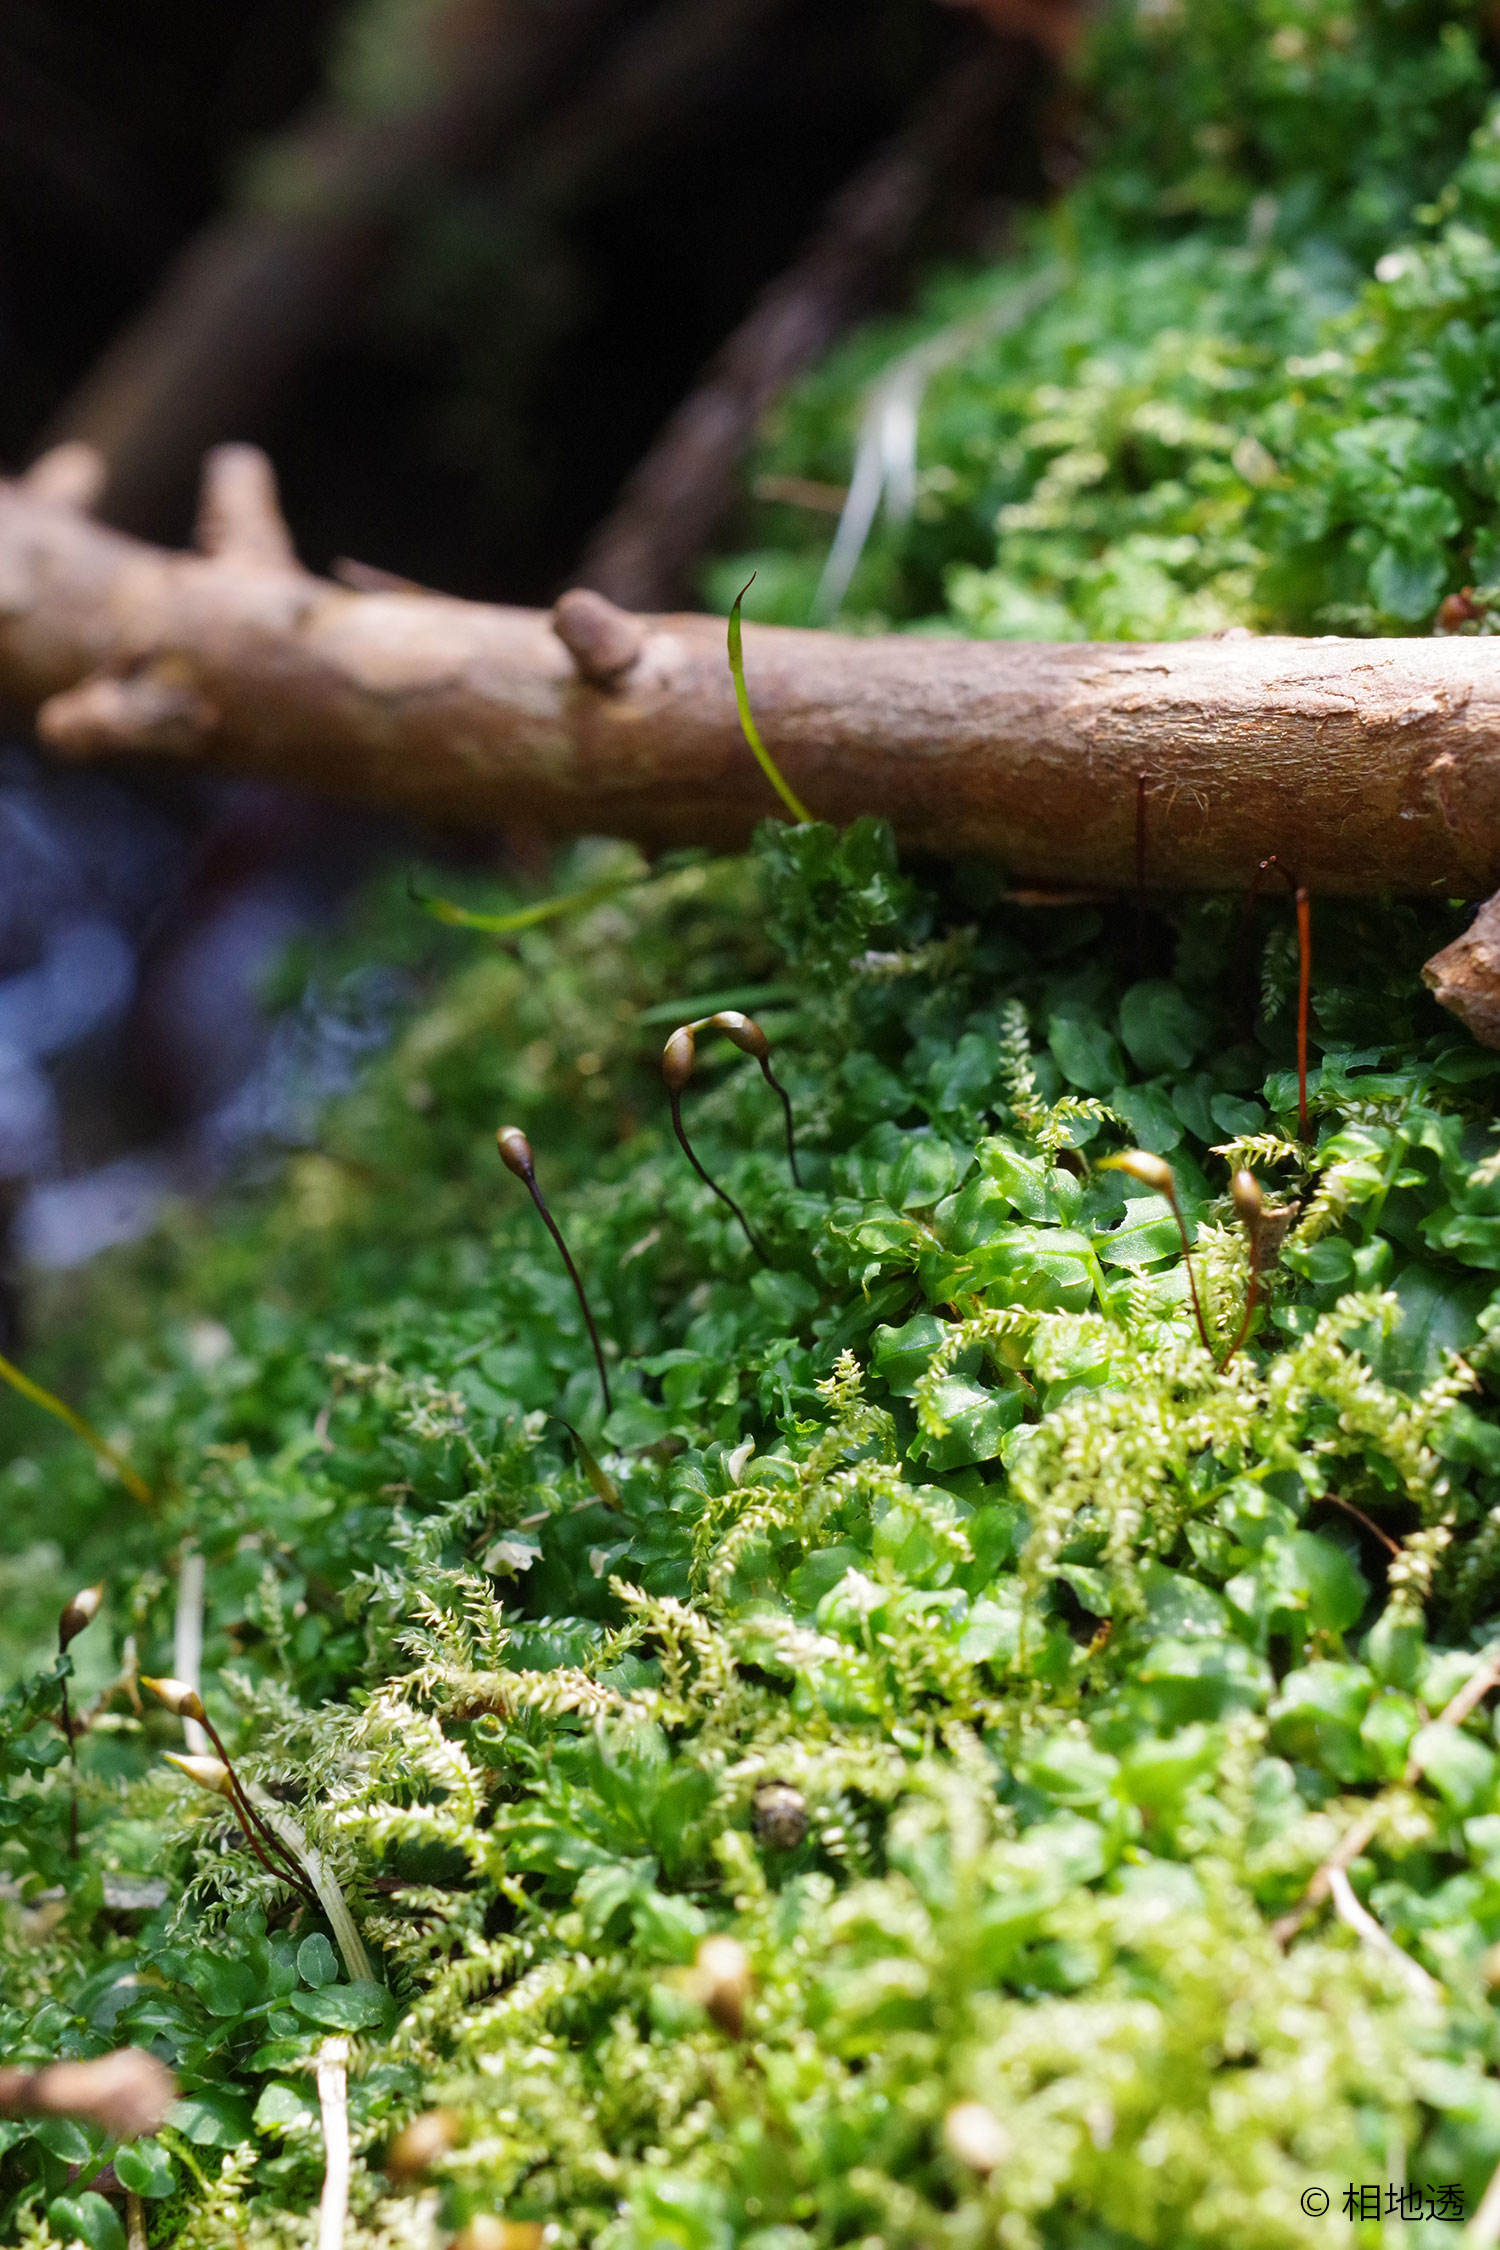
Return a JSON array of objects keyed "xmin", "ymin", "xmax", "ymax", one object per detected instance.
[
  {"xmin": 1231, "ymin": 1169, "xmax": 1263, "ymax": 1232},
  {"xmin": 661, "ymin": 1026, "xmax": 697, "ymax": 1094},
  {"xmin": 58, "ymin": 1583, "xmax": 102, "ymax": 1652},
  {"xmin": 386, "ymin": 2107, "xmax": 461, "ymax": 2182},
  {"xmin": 752, "ymin": 1780, "xmax": 808, "ymax": 1853}
]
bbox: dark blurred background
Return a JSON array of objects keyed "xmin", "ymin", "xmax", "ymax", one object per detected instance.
[{"xmin": 0, "ymin": 0, "xmax": 1058, "ymax": 1312}]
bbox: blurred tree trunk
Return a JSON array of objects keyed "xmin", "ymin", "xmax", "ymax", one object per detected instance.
[
  {"xmin": 39, "ymin": 0, "xmax": 626, "ymax": 533},
  {"xmin": 576, "ymin": 34, "xmax": 1038, "ymax": 610}
]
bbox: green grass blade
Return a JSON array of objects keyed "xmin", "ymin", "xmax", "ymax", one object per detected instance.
[
  {"xmin": 728, "ymin": 579, "xmax": 814, "ymax": 825},
  {"xmin": 412, "ymin": 873, "xmax": 642, "ymax": 934},
  {"xmin": 0, "ymin": 1349, "xmax": 152, "ymax": 1503}
]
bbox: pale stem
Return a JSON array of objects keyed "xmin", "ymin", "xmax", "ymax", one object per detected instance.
[{"xmin": 316, "ymin": 2037, "xmax": 351, "ymax": 2250}]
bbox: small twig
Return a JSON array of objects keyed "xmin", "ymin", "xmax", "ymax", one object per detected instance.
[
  {"xmin": 147, "ymin": 1674, "xmax": 314, "ymax": 1902},
  {"xmin": 0, "ymin": 1349, "xmax": 151, "ymax": 1502},
  {"xmin": 1217, "ymin": 1168, "xmax": 1264, "ymax": 1371},
  {"xmin": 1246, "ymin": 856, "xmax": 1312, "ymax": 1139},
  {"xmin": 728, "ymin": 579, "xmax": 813, "ymax": 823},
  {"xmin": 1326, "ymin": 1867, "xmax": 1442, "ymax": 2003},
  {"xmin": 173, "ymin": 1548, "xmax": 208, "ymax": 1754},
  {"xmin": 1101, "ymin": 1152, "xmax": 1211, "ymax": 1354},
  {"xmin": 1274, "ymin": 1639, "xmax": 1500, "ymax": 1945},
  {"xmin": 1468, "ymin": 2149, "xmax": 1500, "ymax": 2249},
  {"xmin": 249, "ymin": 1788, "xmax": 375, "ymax": 1984},
  {"xmin": 1314, "ymin": 1490, "xmax": 1402, "ymax": 1560},
  {"xmin": 316, "ymin": 2038, "xmax": 351, "ymax": 2250},
  {"xmin": 0, "ymin": 2050, "xmax": 175, "ymax": 2137},
  {"xmin": 164, "ymin": 1748, "xmax": 315, "ymax": 1904},
  {"xmin": 57, "ymin": 1584, "xmax": 102, "ymax": 1859}
]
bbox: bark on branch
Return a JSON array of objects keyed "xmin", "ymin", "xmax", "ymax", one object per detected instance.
[{"xmin": 7, "ymin": 448, "xmax": 1500, "ymax": 917}]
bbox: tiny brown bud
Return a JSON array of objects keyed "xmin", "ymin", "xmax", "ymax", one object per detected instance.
[
  {"xmin": 496, "ymin": 1126, "xmax": 534, "ymax": 1180},
  {"xmin": 1101, "ymin": 1149, "xmax": 1175, "ymax": 1194},
  {"xmin": 58, "ymin": 1584, "xmax": 103, "ymax": 1651},
  {"xmin": 450, "ymin": 2222, "xmax": 545, "ymax": 2250},
  {"xmin": 164, "ymin": 1752, "xmax": 234, "ymax": 1799},
  {"xmin": 943, "ymin": 2100, "xmax": 1010, "ymax": 2174},
  {"xmin": 142, "ymin": 1675, "xmax": 206, "ymax": 1725},
  {"xmin": 691, "ymin": 1934, "xmax": 751, "ymax": 2039},
  {"xmin": 661, "ymin": 1026, "xmax": 697, "ymax": 1094},
  {"xmin": 1230, "ymin": 1169, "xmax": 1263, "ymax": 1232},
  {"xmin": 386, "ymin": 2108, "xmax": 461, "ymax": 2181},
  {"xmin": 752, "ymin": 1781, "xmax": 808, "ymax": 1852}
]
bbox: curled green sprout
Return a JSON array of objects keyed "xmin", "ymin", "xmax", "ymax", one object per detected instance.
[{"xmin": 728, "ymin": 578, "xmax": 814, "ymax": 824}]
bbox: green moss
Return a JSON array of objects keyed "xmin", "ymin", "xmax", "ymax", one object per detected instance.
[
  {"xmin": 3, "ymin": 822, "xmax": 1500, "ymax": 2245},
  {"xmin": 713, "ymin": 0, "xmax": 1500, "ymax": 639}
]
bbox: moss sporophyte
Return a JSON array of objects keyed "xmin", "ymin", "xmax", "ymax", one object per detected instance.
[{"xmin": 14, "ymin": 2, "xmax": 1500, "ymax": 2243}]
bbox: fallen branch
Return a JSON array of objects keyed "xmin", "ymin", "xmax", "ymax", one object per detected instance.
[{"xmin": 9, "ymin": 448, "xmax": 1500, "ymax": 922}]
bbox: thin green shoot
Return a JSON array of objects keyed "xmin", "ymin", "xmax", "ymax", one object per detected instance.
[
  {"xmin": 0, "ymin": 1350, "xmax": 151, "ymax": 1504},
  {"xmin": 728, "ymin": 578, "xmax": 813, "ymax": 824},
  {"xmin": 409, "ymin": 872, "xmax": 643, "ymax": 935},
  {"xmin": 557, "ymin": 1419, "xmax": 620, "ymax": 1509}
]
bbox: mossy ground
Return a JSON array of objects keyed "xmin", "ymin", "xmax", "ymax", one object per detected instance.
[
  {"xmin": 12, "ymin": 2, "xmax": 1500, "ymax": 2244},
  {"xmin": 4, "ymin": 827, "xmax": 1500, "ymax": 2249}
]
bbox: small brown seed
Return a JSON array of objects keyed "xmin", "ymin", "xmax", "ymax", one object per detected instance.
[
  {"xmin": 752, "ymin": 1781, "xmax": 807, "ymax": 1853},
  {"xmin": 1230, "ymin": 1169, "xmax": 1263, "ymax": 1231},
  {"xmin": 1102, "ymin": 1149, "xmax": 1175, "ymax": 1193},
  {"xmin": 708, "ymin": 1010, "xmax": 770, "ymax": 1063},
  {"xmin": 661, "ymin": 1026, "xmax": 697, "ymax": 1094},
  {"xmin": 691, "ymin": 1934, "xmax": 751, "ymax": 2039},
  {"xmin": 164, "ymin": 1752, "xmax": 234, "ymax": 1798},
  {"xmin": 496, "ymin": 1126, "xmax": 534, "ymax": 1180},
  {"xmin": 142, "ymin": 1675, "xmax": 206, "ymax": 1725},
  {"xmin": 386, "ymin": 2108, "xmax": 461, "ymax": 2181}
]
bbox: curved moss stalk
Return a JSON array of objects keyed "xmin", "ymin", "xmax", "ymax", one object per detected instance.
[
  {"xmin": 497, "ymin": 1127, "xmax": 613, "ymax": 1414},
  {"xmin": 663, "ymin": 1025, "xmax": 770, "ymax": 1262}
]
